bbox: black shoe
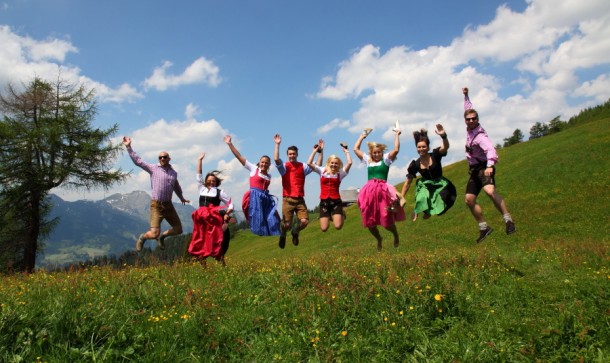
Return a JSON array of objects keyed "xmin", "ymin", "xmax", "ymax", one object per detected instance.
[
  {"xmin": 505, "ymin": 221, "xmax": 516, "ymax": 235},
  {"xmin": 157, "ymin": 234, "xmax": 166, "ymax": 250},
  {"xmin": 291, "ymin": 230, "xmax": 299, "ymax": 246},
  {"xmin": 476, "ymin": 226, "xmax": 493, "ymax": 243},
  {"xmin": 278, "ymin": 235, "xmax": 286, "ymax": 249}
]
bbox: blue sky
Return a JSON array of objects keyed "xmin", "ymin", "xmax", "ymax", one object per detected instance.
[{"xmin": 1, "ymin": 0, "xmax": 609, "ymax": 212}]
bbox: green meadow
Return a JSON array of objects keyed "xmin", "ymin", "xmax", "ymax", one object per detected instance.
[{"xmin": 1, "ymin": 118, "xmax": 609, "ymax": 362}]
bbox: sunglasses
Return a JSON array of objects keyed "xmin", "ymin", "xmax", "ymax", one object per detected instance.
[
  {"xmin": 158, "ymin": 155, "xmax": 169, "ymax": 160},
  {"xmin": 465, "ymin": 117, "xmax": 478, "ymax": 121}
]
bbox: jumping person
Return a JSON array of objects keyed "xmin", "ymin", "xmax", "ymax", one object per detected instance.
[
  {"xmin": 273, "ymin": 134, "xmax": 322, "ymax": 248},
  {"xmin": 225, "ymin": 135, "xmax": 281, "ymax": 236},
  {"xmin": 188, "ymin": 152, "xmax": 234, "ymax": 266},
  {"xmin": 462, "ymin": 87, "xmax": 516, "ymax": 242},
  {"xmin": 401, "ymin": 124, "xmax": 456, "ymax": 221},
  {"xmin": 123, "ymin": 136, "xmax": 190, "ymax": 252},
  {"xmin": 307, "ymin": 142, "xmax": 353, "ymax": 231},
  {"xmin": 353, "ymin": 126, "xmax": 406, "ymax": 250}
]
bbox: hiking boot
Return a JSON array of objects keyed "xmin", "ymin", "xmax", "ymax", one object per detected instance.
[
  {"xmin": 278, "ymin": 235, "xmax": 286, "ymax": 249},
  {"xmin": 505, "ymin": 221, "xmax": 517, "ymax": 235},
  {"xmin": 135, "ymin": 234, "xmax": 146, "ymax": 252},
  {"xmin": 291, "ymin": 230, "xmax": 299, "ymax": 246},
  {"xmin": 157, "ymin": 234, "xmax": 166, "ymax": 250},
  {"xmin": 476, "ymin": 226, "xmax": 493, "ymax": 243}
]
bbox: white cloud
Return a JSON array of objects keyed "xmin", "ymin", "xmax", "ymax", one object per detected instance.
[
  {"xmin": 316, "ymin": 0, "xmax": 610, "ymax": 147},
  {"xmin": 143, "ymin": 57, "xmax": 221, "ymax": 91},
  {"xmin": 573, "ymin": 74, "xmax": 610, "ymax": 103},
  {"xmin": 316, "ymin": 118, "xmax": 350, "ymax": 134},
  {"xmin": 0, "ymin": 25, "xmax": 143, "ymax": 104},
  {"xmin": 91, "ymin": 81, "xmax": 143, "ymax": 104}
]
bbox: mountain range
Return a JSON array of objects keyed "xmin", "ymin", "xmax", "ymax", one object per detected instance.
[{"xmin": 40, "ymin": 191, "xmax": 196, "ymax": 267}]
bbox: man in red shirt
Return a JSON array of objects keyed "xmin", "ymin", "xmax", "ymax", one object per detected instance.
[{"xmin": 273, "ymin": 134, "xmax": 322, "ymax": 248}]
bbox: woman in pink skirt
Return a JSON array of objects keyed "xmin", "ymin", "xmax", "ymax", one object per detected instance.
[{"xmin": 353, "ymin": 126, "xmax": 405, "ymax": 250}]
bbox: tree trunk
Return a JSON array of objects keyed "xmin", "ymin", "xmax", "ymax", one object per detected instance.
[{"xmin": 23, "ymin": 193, "xmax": 41, "ymax": 274}]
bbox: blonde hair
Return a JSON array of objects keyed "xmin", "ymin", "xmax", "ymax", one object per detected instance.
[
  {"xmin": 324, "ymin": 155, "xmax": 343, "ymax": 173},
  {"xmin": 367, "ymin": 142, "xmax": 387, "ymax": 154}
]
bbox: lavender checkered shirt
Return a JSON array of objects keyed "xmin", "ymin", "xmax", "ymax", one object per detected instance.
[
  {"xmin": 464, "ymin": 95, "xmax": 498, "ymax": 167},
  {"xmin": 127, "ymin": 147, "xmax": 185, "ymax": 202}
]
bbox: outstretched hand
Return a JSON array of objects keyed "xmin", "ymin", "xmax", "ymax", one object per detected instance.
[
  {"xmin": 274, "ymin": 133, "xmax": 281, "ymax": 144},
  {"xmin": 198, "ymin": 152, "xmax": 206, "ymax": 160},
  {"xmin": 462, "ymin": 87, "xmax": 469, "ymax": 96},
  {"xmin": 434, "ymin": 124, "xmax": 446, "ymax": 137},
  {"xmin": 224, "ymin": 135, "xmax": 232, "ymax": 144},
  {"xmin": 122, "ymin": 136, "xmax": 131, "ymax": 147}
]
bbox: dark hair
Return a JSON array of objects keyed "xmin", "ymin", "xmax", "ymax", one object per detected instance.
[
  {"xmin": 287, "ymin": 145, "xmax": 298, "ymax": 154},
  {"xmin": 204, "ymin": 170, "xmax": 223, "ymax": 187},
  {"xmin": 256, "ymin": 155, "xmax": 271, "ymax": 168},
  {"xmin": 464, "ymin": 108, "xmax": 479, "ymax": 119},
  {"xmin": 413, "ymin": 129, "xmax": 430, "ymax": 146}
]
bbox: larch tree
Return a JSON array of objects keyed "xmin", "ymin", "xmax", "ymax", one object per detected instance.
[{"xmin": 0, "ymin": 76, "xmax": 128, "ymax": 273}]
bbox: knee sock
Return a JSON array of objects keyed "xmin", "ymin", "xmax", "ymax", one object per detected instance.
[
  {"xmin": 503, "ymin": 213, "xmax": 513, "ymax": 223},
  {"xmin": 478, "ymin": 222, "xmax": 488, "ymax": 230}
]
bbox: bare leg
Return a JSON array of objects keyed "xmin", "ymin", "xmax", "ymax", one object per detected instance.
[
  {"xmin": 482, "ymin": 185, "xmax": 510, "ymax": 215},
  {"xmin": 368, "ymin": 226, "xmax": 383, "ymax": 251},
  {"xmin": 332, "ymin": 213, "xmax": 344, "ymax": 230},
  {"xmin": 319, "ymin": 217, "xmax": 330, "ymax": 232},
  {"xmin": 465, "ymin": 193, "xmax": 485, "ymax": 223},
  {"xmin": 385, "ymin": 224, "xmax": 399, "ymax": 248}
]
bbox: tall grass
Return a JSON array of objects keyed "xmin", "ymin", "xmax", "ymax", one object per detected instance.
[{"xmin": 1, "ymin": 118, "xmax": 609, "ymax": 362}]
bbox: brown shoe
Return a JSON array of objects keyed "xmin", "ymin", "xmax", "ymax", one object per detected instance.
[{"xmin": 136, "ymin": 234, "xmax": 146, "ymax": 252}]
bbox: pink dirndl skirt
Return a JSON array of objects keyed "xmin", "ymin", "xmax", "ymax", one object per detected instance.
[{"xmin": 357, "ymin": 179, "xmax": 406, "ymax": 228}]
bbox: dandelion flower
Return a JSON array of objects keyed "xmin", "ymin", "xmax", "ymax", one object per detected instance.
[
  {"xmin": 341, "ymin": 331, "xmax": 348, "ymax": 337},
  {"xmin": 434, "ymin": 294, "xmax": 443, "ymax": 301}
]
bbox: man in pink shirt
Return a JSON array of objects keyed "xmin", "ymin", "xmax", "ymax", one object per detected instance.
[
  {"xmin": 123, "ymin": 136, "xmax": 190, "ymax": 252},
  {"xmin": 462, "ymin": 88, "xmax": 516, "ymax": 243}
]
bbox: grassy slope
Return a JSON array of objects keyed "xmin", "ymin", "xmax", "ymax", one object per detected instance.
[
  {"xmin": 2, "ymin": 118, "xmax": 608, "ymax": 362},
  {"xmin": 227, "ymin": 117, "xmax": 609, "ymax": 261}
]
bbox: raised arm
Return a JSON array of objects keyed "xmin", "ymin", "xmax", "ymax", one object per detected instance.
[
  {"xmin": 224, "ymin": 135, "xmax": 246, "ymax": 166},
  {"xmin": 341, "ymin": 143, "xmax": 353, "ymax": 173},
  {"xmin": 306, "ymin": 144, "xmax": 319, "ymax": 170},
  {"xmin": 463, "ymin": 87, "xmax": 473, "ymax": 110},
  {"xmin": 435, "ymin": 124, "xmax": 450, "ymax": 154},
  {"xmin": 196, "ymin": 152, "xmax": 206, "ymax": 175},
  {"xmin": 315, "ymin": 139, "xmax": 324, "ymax": 166},
  {"xmin": 353, "ymin": 131, "xmax": 368, "ymax": 161},
  {"xmin": 387, "ymin": 128, "xmax": 401, "ymax": 161},
  {"xmin": 273, "ymin": 133, "xmax": 282, "ymax": 164},
  {"xmin": 122, "ymin": 136, "xmax": 152, "ymax": 172}
]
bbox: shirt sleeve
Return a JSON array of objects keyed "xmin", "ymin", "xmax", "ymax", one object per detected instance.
[
  {"xmin": 219, "ymin": 190, "xmax": 234, "ymax": 211},
  {"xmin": 383, "ymin": 153, "xmax": 394, "ymax": 166},
  {"xmin": 464, "ymin": 95, "xmax": 473, "ymax": 110},
  {"xmin": 173, "ymin": 179, "xmax": 185, "ymax": 200},
  {"xmin": 275, "ymin": 160, "xmax": 286, "ymax": 175},
  {"xmin": 475, "ymin": 134, "xmax": 498, "ymax": 166},
  {"xmin": 126, "ymin": 147, "xmax": 153, "ymax": 174},
  {"xmin": 312, "ymin": 164, "xmax": 323, "ymax": 175},
  {"xmin": 303, "ymin": 163, "xmax": 313, "ymax": 176},
  {"xmin": 406, "ymin": 160, "xmax": 418, "ymax": 179}
]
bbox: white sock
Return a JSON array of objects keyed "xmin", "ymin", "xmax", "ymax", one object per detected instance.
[
  {"xmin": 478, "ymin": 222, "xmax": 488, "ymax": 230},
  {"xmin": 503, "ymin": 214, "xmax": 513, "ymax": 223}
]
